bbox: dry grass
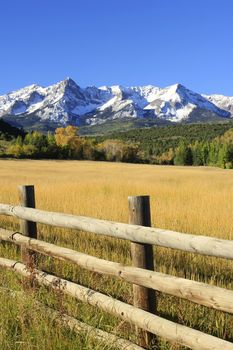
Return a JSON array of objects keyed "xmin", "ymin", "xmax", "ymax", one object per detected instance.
[{"xmin": 0, "ymin": 159, "xmax": 233, "ymax": 349}]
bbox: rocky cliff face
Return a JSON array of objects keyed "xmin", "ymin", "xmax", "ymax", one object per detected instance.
[{"xmin": 0, "ymin": 78, "xmax": 232, "ymax": 131}]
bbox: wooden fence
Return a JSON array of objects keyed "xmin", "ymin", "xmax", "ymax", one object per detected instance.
[{"xmin": 0, "ymin": 185, "xmax": 233, "ymax": 350}]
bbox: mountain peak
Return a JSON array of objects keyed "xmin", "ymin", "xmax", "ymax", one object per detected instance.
[
  {"xmin": 60, "ymin": 77, "xmax": 80, "ymax": 89},
  {"xmin": 64, "ymin": 77, "xmax": 76, "ymax": 84},
  {"xmin": 0, "ymin": 79, "xmax": 232, "ymax": 131},
  {"xmin": 166, "ymin": 83, "xmax": 187, "ymax": 94}
]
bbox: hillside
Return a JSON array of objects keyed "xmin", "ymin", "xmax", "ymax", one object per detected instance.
[
  {"xmin": 0, "ymin": 119, "xmax": 25, "ymax": 140},
  {"xmin": 0, "ymin": 120, "xmax": 25, "ymax": 156},
  {"xmin": 93, "ymin": 122, "xmax": 233, "ymax": 156}
]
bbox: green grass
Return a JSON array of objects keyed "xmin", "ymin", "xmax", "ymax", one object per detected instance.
[{"xmin": 1, "ymin": 226, "xmax": 232, "ymax": 350}]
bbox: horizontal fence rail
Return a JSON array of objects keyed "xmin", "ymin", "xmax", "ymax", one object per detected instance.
[
  {"xmin": 0, "ymin": 203, "xmax": 233, "ymax": 259},
  {"xmin": 1, "ymin": 257, "xmax": 233, "ymax": 350},
  {"xmin": 0, "ymin": 187, "xmax": 233, "ymax": 349},
  {"xmin": 0, "ymin": 227, "xmax": 233, "ymax": 314}
]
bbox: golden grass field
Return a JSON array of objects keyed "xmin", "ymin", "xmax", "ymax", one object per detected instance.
[{"xmin": 0, "ymin": 159, "xmax": 233, "ymax": 349}]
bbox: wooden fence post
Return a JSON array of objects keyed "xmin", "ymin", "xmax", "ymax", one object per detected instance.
[
  {"xmin": 128, "ymin": 195, "xmax": 156, "ymax": 348},
  {"xmin": 18, "ymin": 185, "xmax": 37, "ymax": 266}
]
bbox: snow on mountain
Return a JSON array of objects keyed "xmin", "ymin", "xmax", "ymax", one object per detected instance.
[
  {"xmin": 144, "ymin": 84, "xmax": 230, "ymax": 122},
  {"xmin": 0, "ymin": 84, "xmax": 45, "ymax": 117},
  {"xmin": 0, "ymin": 78, "xmax": 232, "ymax": 131},
  {"xmin": 204, "ymin": 94, "xmax": 233, "ymax": 114}
]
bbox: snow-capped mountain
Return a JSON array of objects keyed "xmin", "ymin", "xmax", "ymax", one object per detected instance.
[
  {"xmin": 0, "ymin": 78, "xmax": 232, "ymax": 132},
  {"xmin": 144, "ymin": 84, "xmax": 230, "ymax": 122},
  {"xmin": 204, "ymin": 94, "xmax": 233, "ymax": 115},
  {"xmin": 0, "ymin": 79, "xmax": 111, "ymax": 125}
]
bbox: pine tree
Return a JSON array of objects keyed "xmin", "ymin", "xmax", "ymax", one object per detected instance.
[{"xmin": 174, "ymin": 141, "xmax": 193, "ymax": 165}]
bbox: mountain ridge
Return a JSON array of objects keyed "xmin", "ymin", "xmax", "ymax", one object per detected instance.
[{"xmin": 0, "ymin": 78, "xmax": 232, "ymax": 133}]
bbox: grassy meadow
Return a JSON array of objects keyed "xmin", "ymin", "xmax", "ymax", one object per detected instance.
[{"xmin": 0, "ymin": 159, "xmax": 233, "ymax": 349}]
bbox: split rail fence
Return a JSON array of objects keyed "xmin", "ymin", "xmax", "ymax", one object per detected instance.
[{"xmin": 0, "ymin": 185, "xmax": 233, "ymax": 350}]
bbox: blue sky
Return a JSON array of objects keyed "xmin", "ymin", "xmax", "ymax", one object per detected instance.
[{"xmin": 1, "ymin": 0, "xmax": 233, "ymax": 95}]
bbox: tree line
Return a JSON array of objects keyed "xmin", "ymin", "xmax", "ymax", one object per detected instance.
[
  {"xmin": 5, "ymin": 126, "xmax": 139, "ymax": 163},
  {"xmin": 94, "ymin": 122, "xmax": 233, "ymax": 158},
  {"xmin": 172, "ymin": 129, "xmax": 233, "ymax": 168},
  {"xmin": 3, "ymin": 125, "xmax": 233, "ymax": 168}
]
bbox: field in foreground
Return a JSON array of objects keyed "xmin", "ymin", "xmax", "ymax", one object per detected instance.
[{"xmin": 0, "ymin": 160, "xmax": 232, "ymax": 349}]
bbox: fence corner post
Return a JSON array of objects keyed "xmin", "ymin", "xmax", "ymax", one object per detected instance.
[
  {"xmin": 18, "ymin": 185, "xmax": 37, "ymax": 266},
  {"xmin": 128, "ymin": 195, "xmax": 156, "ymax": 348}
]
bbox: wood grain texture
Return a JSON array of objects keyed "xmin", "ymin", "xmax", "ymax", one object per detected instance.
[
  {"xmin": 0, "ymin": 203, "xmax": 233, "ymax": 259},
  {"xmin": 0, "ymin": 257, "xmax": 232, "ymax": 350},
  {"xmin": 129, "ymin": 196, "xmax": 156, "ymax": 347},
  {"xmin": 18, "ymin": 185, "xmax": 37, "ymax": 264},
  {"xmin": 0, "ymin": 228, "xmax": 232, "ymax": 315}
]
